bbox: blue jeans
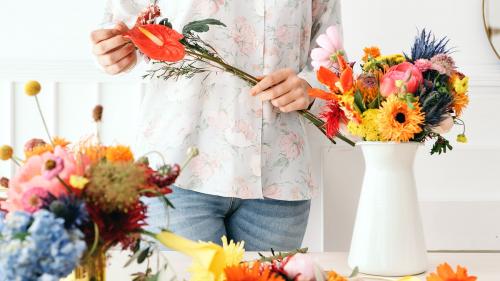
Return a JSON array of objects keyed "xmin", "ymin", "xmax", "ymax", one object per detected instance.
[{"xmin": 143, "ymin": 186, "xmax": 311, "ymax": 251}]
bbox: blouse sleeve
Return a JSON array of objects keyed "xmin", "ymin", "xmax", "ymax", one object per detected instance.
[{"xmin": 297, "ymin": 0, "xmax": 344, "ymax": 114}]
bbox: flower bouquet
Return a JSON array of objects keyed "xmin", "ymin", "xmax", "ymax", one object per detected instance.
[
  {"xmin": 0, "ymin": 81, "xmax": 198, "ymax": 281},
  {"xmin": 306, "ymin": 29, "xmax": 470, "ymax": 276}
]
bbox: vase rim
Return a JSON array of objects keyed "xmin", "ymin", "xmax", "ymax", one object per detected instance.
[{"xmin": 356, "ymin": 141, "xmax": 424, "ymax": 147}]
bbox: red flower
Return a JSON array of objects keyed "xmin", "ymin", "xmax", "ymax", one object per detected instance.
[
  {"xmin": 126, "ymin": 24, "xmax": 185, "ymax": 62},
  {"xmin": 319, "ymin": 100, "xmax": 347, "ymax": 138},
  {"xmin": 86, "ymin": 201, "xmax": 148, "ymax": 250}
]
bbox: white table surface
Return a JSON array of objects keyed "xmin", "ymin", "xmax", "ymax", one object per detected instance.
[{"xmin": 107, "ymin": 251, "xmax": 500, "ymax": 280}]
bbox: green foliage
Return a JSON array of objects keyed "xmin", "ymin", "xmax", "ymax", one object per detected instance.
[
  {"xmin": 182, "ymin": 19, "xmax": 226, "ymax": 35},
  {"xmin": 431, "ymin": 135, "xmax": 453, "ymax": 155},
  {"xmin": 354, "ymin": 90, "xmax": 366, "ymax": 113}
]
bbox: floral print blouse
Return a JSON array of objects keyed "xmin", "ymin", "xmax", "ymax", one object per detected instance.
[{"xmin": 103, "ymin": 0, "xmax": 343, "ymax": 200}]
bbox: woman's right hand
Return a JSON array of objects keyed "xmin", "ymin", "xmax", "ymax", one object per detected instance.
[{"xmin": 90, "ymin": 22, "xmax": 137, "ymax": 75}]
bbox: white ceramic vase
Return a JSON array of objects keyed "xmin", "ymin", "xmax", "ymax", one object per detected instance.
[{"xmin": 348, "ymin": 142, "xmax": 428, "ymax": 276}]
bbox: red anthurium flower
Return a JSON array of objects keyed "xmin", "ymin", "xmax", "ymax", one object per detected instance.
[{"xmin": 126, "ymin": 24, "xmax": 185, "ymax": 62}]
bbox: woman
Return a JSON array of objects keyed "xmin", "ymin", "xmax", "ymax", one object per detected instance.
[{"xmin": 91, "ymin": 0, "xmax": 342, "ymax": 251}]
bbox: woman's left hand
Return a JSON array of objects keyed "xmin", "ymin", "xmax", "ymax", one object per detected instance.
[{"xmin": 250, "ymin": 68, "xmax": 314, "ymax": 113}]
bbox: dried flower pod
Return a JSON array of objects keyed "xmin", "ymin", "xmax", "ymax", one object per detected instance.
[
  {"xmin": 0, "ymin": 145, "xmax": 13, "ymax": 161},
  {"xmin": 24, "ymin": 138, "xmax": 47, "ymax": 151},
  {"xmin": 93, "ymin": 105, "xmax": 104, "ymax": 122},
  {"xmin": 0, "ymin": 177, "xmax": 9, "ymax": 188}
]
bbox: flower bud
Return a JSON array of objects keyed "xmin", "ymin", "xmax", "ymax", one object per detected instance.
[
  {"xmin": 24, "ymin": 80, "xmax": 41, "ymax": 96},
  {"xmin": 0, "ymin": 145, "xmax": 13, "ymax": 161}
]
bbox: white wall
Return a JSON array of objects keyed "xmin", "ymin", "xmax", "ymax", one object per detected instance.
[{"xmin": 1, "ymin": 0, "xmax": 500, "ymax": 252}]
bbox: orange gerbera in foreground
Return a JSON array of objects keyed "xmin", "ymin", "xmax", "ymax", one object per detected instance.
[
  {"xmin": 427, "ymin": 263, "xmax": 477, "ymax": 281},
  {"xmin": 225, "ymin": 262, "xmax": 284, "ymax": 281}
]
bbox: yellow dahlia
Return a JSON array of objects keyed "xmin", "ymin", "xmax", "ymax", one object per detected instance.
[{"xmin": 378, "ymin": 95, "xmax": 425, "ymax": 142}]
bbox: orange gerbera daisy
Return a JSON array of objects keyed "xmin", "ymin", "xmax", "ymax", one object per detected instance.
[
  {"xmin": 106, "ymin": 145, "xmax": 134, "ymax": 163},
  {"xmin": 362, "ymin": 46, "xmax": 381, "ymax": 62},
  {"xmin": 452, "ymin": 90, "xmax": 469, "ymax": 118},
  {"xmin": 378, "ymin": 95, "xmax": 425, "ymax": 142},
  {"xmin": 427, "ymin": 263, "xmax": 477, "ymax": 281},
  {"xmin": 225, "ymin": 262, "xmax": 285, "ymax": 281},
  {"xmin": 326, "ymin": 270, "xmax": 348, "ymax": 281}
]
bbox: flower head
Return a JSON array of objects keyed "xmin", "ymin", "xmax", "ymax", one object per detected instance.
[
  {"xmin": 355, "ymin": 73, "xmax": 379, "ymax": 103},
  {"xmin": 105, "ymin": 145, "xmax": 134, "ymax": 163},
  {"xmin": 24, "ymin": 80, "xmax": 41, "ymax": 96},
  {"xmin": 225, "ymin": 262, "xmax": 285, "ymax": 281},
  {"xmin": 24, "ymin": 137, "xmax": 70, "ymax": 159},
  {"xmin": 21, "ymin": 187, "xmax": 50, "ymax": 213},
  {"xmin": 85, "ymin": 161, "xmax": 146, "ymax": 213},
  {"xmin": 327, "ymin": 271, "xmax": 348, "ymax": 281},
  {"xmin": 311, "ymin": 25, "xmax": 343, "ymax": 70},
  {"xmin": 347, "ymin": 109, "xmax": 381, "ymax": 141},
  {"xmin": 282, "ymin": 253, "xmax": 318, "ymax": 281},
  {"xmin": 431, "ymin": 54, "xmax": 456, "ymax": 76},
  {"xmin": 457, "ymin": 134, "xmax": 468, "ymax": 143},
  {"xmin": 43, "ymin": 157, "xmax": 64, "ymax": 180},
  {"xmin": 0, "ymin": 145, "xmax": 13, "ymax": 161},
  {"xmin": 426, "ymin": 263, "xmax": 476, "ymax": 281},
  {"xmin": 362, "ymin": 46, "xmax": 381, "ymax": 62},
  {"xmin": 380, "ymin": 62, "xmax": 423, "ymax": 97},
  {"xmin": 0, "ymin": 177, "xmax": 9, "ymax": 188},
  {"xmin": 126, "ymin": 24, "xmax": 185, "ymax": 62},
  {"xmin": 450, "ymin": 73, "xmax": 469, "ymax": 117},
  {"xmin": 155, "ymin": 232, "xmax": 245, "ymax": 281},
  {"xmin": 319, "ymin": 100, "xmax": 347, "ymax": 138},
  {"xmin": 378, "ymin": 95, "xmax": 425, "ymax": 142},
  {"xmin": 414, "ymin": 59, "xmax": 433, "ymax": 73}
]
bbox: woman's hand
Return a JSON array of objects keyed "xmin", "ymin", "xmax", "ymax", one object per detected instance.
[
  {"xmin": 90, "ymin": 22, "xmax": 137, "ymax": 75},
  {"xmin": 250, "ymin": 68, "xmax": 314, "ymax": 113}
]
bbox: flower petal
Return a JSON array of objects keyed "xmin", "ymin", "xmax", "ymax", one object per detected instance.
[
  {"xmin": 311, "ymin": 48, "xmax": 331, "ymax": 61},
  {"xmin": 126, "ymin": 24, "xmax": 185, "ymax": 62},
  {"xmin": 326, "ymin": 25, "xmax": 343, "ymax": 50},
  {"xmin": 317, "ymin": 66, "xmax": 340, "ymax": 92},
  {"xmin": 316, "ymin": 34, "xmax": 335, "ymax": 53}
]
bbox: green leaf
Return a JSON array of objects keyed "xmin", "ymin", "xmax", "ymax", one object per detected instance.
[
  {"xmin": 354, "ymin": 90, "xmax": 366, "ymax": 113},
  {"xmin": 124, "ymin": 247, "xmax": 149, "ymax": 267},
  {"xmin": 405, "ymin": 94, "xmax": 416, "ymax": 110},
  {"xmin": 146, "ymin": 273, "xmax": 159, "ymax": 281},
  {"xmin": 182, "ymin": 19, "xmax": 226, "ymax": 35},
  {"xmin": 138, "ymin": 247, "xmax": 151, "ymax": 264}
]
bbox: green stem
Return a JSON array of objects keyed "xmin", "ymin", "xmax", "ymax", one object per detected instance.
[
  {"xmin": 56, "ymin": 175, "xmax": 74, "ymax": 194},
  {"xmin": 34, "ymin": 96, "xmax": 54, "ymax": 146},
  {"xmin": 185, "ymin": 48, "xmax": 355, "ymax": 147}
]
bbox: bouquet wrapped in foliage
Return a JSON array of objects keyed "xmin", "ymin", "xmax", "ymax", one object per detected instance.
[
  {"xmin": 0, "ymin": 81, "xmax": 198, "ymax": 281},
  {"xmin": 308, "ymin": 29, "xmax": 470, "ymax": 154}
]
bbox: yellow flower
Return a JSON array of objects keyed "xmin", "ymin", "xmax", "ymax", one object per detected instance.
[
  {"xmin": 326, "ymin": 271, "xmax": 348, "ymax": 281},
  {"xmin": 453, "ymin": 76, "xmax": 469, "ymax": 94},
  {"xmin": 69, "ymin": 175, "xmax": 90, "ymax": 189},
  {"xmin": 378, "ymin": 95, "xmax": 425, "ymax": 142},
  {"xmin": 457, "ymin": 134, "xmax": 468, "ymax": 143},
  {"xmin": 0, "ymin": 145, "xmax": 14, "ymax": 161},
  {"xmin": 105, "ymin": 145, "xmax": 134, "ymax": 163},
  {"xmin": 24, "ymin": 80, "xmax": 42, "ymax": 96},
  {"xmin": 363, "ymin": 54, "xmax": 405, "ymax": 72},
  {"xmin": 155, "ymin": 232, "xmax": 245, "ymax": 281},
  {"xmin": 347, "ymin": 109, "xmax": 381, "ymax": 141}
]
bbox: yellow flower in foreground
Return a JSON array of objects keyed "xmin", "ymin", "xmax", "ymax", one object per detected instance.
[
  {"xmin": 155, "ymin": 231, "xmax": 245, "ymax": 281},
  {"xmin": 24, "ymin": 80, "xmax": 42, "ymax": 96},
  {"xmin": 69, "ymin": 175, "xmax": 90, "ymax": 189},
  {"xmin": 326, "ymin": 270, "xmax": 347, "ymax": 281},
  {"xmin": 105, "ymin": 145, "xmax": 134, "ymax": 163},
  {"xmin": 0, "ymin": 145, "xmax": 14, "ymax": 161}
]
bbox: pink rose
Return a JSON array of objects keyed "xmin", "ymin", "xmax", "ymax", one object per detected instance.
[
  {"xmin": 380, "ymin": 62, "xmax": 423, "ymax": 97},
  {"xmin": 283, "ymin": 253, "xmax": 318, "ymax": 281}
]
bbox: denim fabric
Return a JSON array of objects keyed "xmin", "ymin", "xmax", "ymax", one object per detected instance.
[{"xmin": 143, "ymin": 186, "xmax": 311, "ymax": 251}]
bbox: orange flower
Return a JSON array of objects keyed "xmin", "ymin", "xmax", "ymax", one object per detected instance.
[
  {"xmin": 326, "ymin": 271, "xmax": 348, "ymax": 281},
  {"xmin": 78, "ymin": 144, "xmax": 107, "ymax": 165},
  {"xmin": 24, "ymin": 137, "xmax": 70, "ymax": 159},
  {"xmin": 362, "ymin": 46, "xmax": 381, "ymax": 62},
  {"xmin": 355, "ymin": 73, "xmax": 379, "ymax": 103},
  {"xmin": 225, "ymin": 262, "xmax": 284, "ymax": 281},
  {"xmin": 317, "ymin": 66, "xmax": 340, "ymax": 93},
  {"xmin": 427, "ymin": 263, "xmax": 477, "ymax": 281},
  {"xmin": 105, "ymin": 145, "xmax": 134, "ymax": 163}
]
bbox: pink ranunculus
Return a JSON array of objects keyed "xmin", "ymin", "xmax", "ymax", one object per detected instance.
[
  {"xmin": 283, "ymin": 253, "xmax": 318, "ymax": 281},
  {"xmin": 1, "ymin": 146, "xmax": 80, "ymax": 212},
  {"xmin": 379, "ymin": 62, "xmax": 424, "ymax": 97},
  {"xmin": 311, "ymin": 25, "xmax": 343, "ymax": 70},
  {"xmin": 21, "ymin": 187, "xmax": 50, "ymax": 213}
]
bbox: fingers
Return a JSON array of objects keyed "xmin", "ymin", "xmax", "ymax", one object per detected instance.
[
  {"xmin": 270, "ymin": 90, "xmax": 301, "ymax": 108},
  {"xmin": 114, "ymin": 21, "xmax": 129, "ymax": 33},
  {"xmin": 258, "ymin": 79, "xmax": 294, "ymax": 101},
  {"xmin": 93, "ymin": 35, "xmax": 131, "ymax": 56},
  {"xmin": 97, "ymin": 43, "xmax": 135, "ymax": 66},
  {"xmin": 104, "ymin": 52, "xmax": 137, "ymax": 75},
  {"xmin": 278, "ymin": 95, "xmax": 311, "ymax": 113},
  {"xmin": 250, "ymin": 68, "xmax": 294, "ymax": 96},
  {"xmin": 90, "ymin": 29, "xmax": 119, "ymax": 44}
]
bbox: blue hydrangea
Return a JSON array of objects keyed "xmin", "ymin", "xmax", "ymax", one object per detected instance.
[{"xmin": 0, "ymin": 210, "xmax": 87, "ymax": 281}]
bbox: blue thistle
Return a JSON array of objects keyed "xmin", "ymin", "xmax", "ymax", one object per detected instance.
[
  {"xmin": 417, "ymin": 74, "xmax": 453, "ymax": 126},
  {"xmin": 45, "ymin": 195, "xmax": 89, "ymax": 230},
  {"xmin": 406, "ymin": 29, "xmax": 452, "ymax": 61}
]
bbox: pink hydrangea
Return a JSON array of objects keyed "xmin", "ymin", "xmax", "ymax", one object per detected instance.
[
  {"xmin": 311, "ymin": 25, "xmax": 343, "ymax": 70},
  {"xmin": 1, "ymin": 146, "xmax": 81, "ymax": 212}
]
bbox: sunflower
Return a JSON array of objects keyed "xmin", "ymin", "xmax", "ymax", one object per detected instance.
[
  {"xmin": 426, "ymin": 263, "xmax": 477, "ymax": 281},
  {"xmin": 378, "ymin": 95, "xmax": 425, "ymax": 142},
  {"xmin": 225, "ymin": 262, "xmax": 285, "ymax": 281}
]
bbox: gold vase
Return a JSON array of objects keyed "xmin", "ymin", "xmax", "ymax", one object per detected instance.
[{"xmin": 61, "ymin": 250, "xmax": 106, "ymax": 281}]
